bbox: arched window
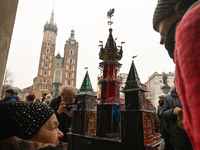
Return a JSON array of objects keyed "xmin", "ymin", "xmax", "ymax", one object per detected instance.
[
  {"xmin": 47, "ymin": 42, "xmax": 50, "ymax": 47},
  {"xmin": 46, "ymin": 55, "xmax": 48, "ymax": 60},
  {"xmin": 70, "ymin": 59, "xmax": 72, "ymax": 64},
  {"xmin": 69, "ymin": 73, "xmax": 71, "ymax": 78},
  {"xmin": 54, "ymin": 69, "xmax": 61, "ymax": 82},
  {"xmin": 70, "ymin": 49, "xmax": 74, "ymax": 55},
  {"xmin": 45, "ymin": 63, "xmax": 48, "ymax": 68},
  {"xmin": 69, "ymin": 65, "xmax": 72, "ymax": 70},
  {"xmin": 68, "ymin": 80, "xmax": 70, "ymax": 85},
  {"xmin": 46, "ymin": 48, "xmax": 49, "ymax": 53},
  {"xmin": 44, "ymin": 70, "xmax": 47, "ymax": 76}
]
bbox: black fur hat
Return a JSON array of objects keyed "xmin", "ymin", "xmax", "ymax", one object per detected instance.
[
  {"xmin": 0, "ymin": 101, "xmax": 54, "ymax": 141},
  {"xmin": 153, "ymin": 0, "xmax": 198, "ymax": 31}
]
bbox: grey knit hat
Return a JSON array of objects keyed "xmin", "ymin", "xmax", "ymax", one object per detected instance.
[{"xmin": 153, "ymin": 0, "xmax": 198, "ymax": 31}]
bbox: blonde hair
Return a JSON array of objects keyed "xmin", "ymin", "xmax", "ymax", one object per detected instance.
[{"xmin": 59, "ymin": 85, "xmax": 77, "ymax": 97}]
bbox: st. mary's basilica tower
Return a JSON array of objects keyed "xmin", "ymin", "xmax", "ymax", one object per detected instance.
[{"xmin": 23, "ymin": 9, "xmax": 79, "ymax": 100}]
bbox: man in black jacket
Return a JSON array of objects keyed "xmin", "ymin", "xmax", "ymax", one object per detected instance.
[
  {"xmin": 49, "ymin": 85, "xmax": 77, "ymax": 143},
  {"xmin": 162, "ymin": 87, "xmax": 192, "ymax": 150}
]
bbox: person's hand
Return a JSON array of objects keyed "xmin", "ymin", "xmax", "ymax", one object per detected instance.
[
  {"xmin": 57, "ymin": 102, "xmax": 67, "ymax": 114},
  {"xmin": 173, "ymin": 107, "xmax": 183, "ymax": 115},
  {"xmin": 57, "ymin": 102, "xmax": 73, "ymax": 117}
]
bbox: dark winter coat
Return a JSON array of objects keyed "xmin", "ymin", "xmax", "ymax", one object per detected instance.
[
  {"xmin": 49, "ymin": 96, "xmax": 72, "ymax": 142},
  {"xmin": 1, "ymin": 94, "xmax": 18, "ymax": 103},
  {"xmin": 153, "ymin": 106, "xmax": 160, "ymax": 133},
  {"xmin": 162, "ymin": 88, "xmax": 192, "ymax": 149},
  {"xmin": 157, "ymin": 100, "xmax": 163, "ymax": 134}
]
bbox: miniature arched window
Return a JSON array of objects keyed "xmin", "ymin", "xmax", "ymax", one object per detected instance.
[
  {"xmin": 69, "ymin": 73, "xmax": 71, "ymax": 78},
  {"xmin": 69, "ymin": 65, "xmax": 72, "ymax": 70},
  {"xmin": 45, "ymin": 63, "xmax": 48, "ymax": 68},
  {"xmin": 46, "ymin": 48, "xmax": 49, "ymax": 53},
  {"xmin": 70, "ymin": 49, "xmax": 74, "ymax": 55},
  {"xmin": 43, "ymin": 79, "xmax": 46, "ymax": 83},
  {"xmin": 55, "ymin": 69, "xmax": 61, "ymax": 82},
  {"xmin": 46, "ymin": 55, "xmax": 48, "ymax": 60},
  {"xmin": 68, "ymin": 80, "xmax": 70, "ymax": 85}
]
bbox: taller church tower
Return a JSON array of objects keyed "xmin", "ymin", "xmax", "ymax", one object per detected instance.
[{"xmin": 32, "ymin": 9, "xmax": 79, "ymax": 99}]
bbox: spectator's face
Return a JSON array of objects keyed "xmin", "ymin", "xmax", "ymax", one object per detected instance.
[
  {"xmin": 157, "ymin": 17, "xmax": 174, "ymax": 45},
  {"xmin": 159, "ymin": 97, "xmax": 164, "ymax": 101},
  {"xmin": 30, "ymin": 114, "xmax": 63, "ymax": 145},
  {"xmin": 61, "ymin": 91, "xmax": 75, "ymax": 103},
  {"xmin": 5, "ymin": 92, "xmax": 11, "ymax": 98}
]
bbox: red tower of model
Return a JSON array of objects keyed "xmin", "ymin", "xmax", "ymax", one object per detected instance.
[{"xmin": 96, "ymin": 8, "xmax": 124, "ymax": 138}]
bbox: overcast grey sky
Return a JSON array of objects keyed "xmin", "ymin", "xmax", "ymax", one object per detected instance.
[{"xmin": 7, "ymin": 0, "xmax": 175, "ymax": 91}]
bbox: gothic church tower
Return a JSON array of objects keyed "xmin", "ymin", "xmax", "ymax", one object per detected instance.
[{"xmin": 32, "ymin": 9, "xmax": 79, "ymax": 99}]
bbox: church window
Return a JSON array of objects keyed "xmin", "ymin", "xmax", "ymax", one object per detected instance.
[
  {"xmin": 69, "ymin": 65, "xmax": 72, "ymax": 71},
  {"xmin": 45, "ymin": 63, "xmax": 48, "ymax": 68},
  {"xmin": 46, "ymin": 55, "xmax": 48, "ymax": 60},
  {"xmin": 47, "ymin": 48, "xmax": 49, "ymax": 53},
  {"xmin": 70, "ymin": 59, "xmax": 72, "ymax": 64},
  {"xmin": 49, "ymin": 31, "xmax": 51, "ymax": 40},
  {"xmin": 54, "ymin": 69, "xmax": 61, "ymax": 82},
  {"xmin": 44, "ymin": 70, "xmax": 47, "ymax": 76},
  {"xmin": 70, "ymin": 49, "xmax": 74, "ymax": 55},
  {"xmin": 69, "ymin": 73, "xmax": 71, "ymax": 78},
  {"xmin": 47, "ymin": 42, "xmax": 50, "ymax": 47},
  {"xmin": 68, "ymin": 80, "xmax": 70, "ymax": 85}
]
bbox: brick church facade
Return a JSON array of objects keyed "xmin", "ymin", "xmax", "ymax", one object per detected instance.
[{"xmin": 22, "ymin": 10, "xmax": 79, "ymax": 100}]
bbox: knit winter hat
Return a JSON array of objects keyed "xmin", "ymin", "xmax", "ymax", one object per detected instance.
[
  {"xmin": 159, "ymin": 93, "xmax": 166, "ymax": 98},
  {"xmin": 0, "ymin": 101, "xmax": 54, "ymax": 141},
  {"xmin": 153, "ymin": 0, "xmax": 198, "ymax": 31},
  {"xmin": 5, "ymin": 89, "xmax": 14, "ymax": 95},
  {"xmin": 27, "ymin": 94, "xmax": 35, "ymax": 101}
]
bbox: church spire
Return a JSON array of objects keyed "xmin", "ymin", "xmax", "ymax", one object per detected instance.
[
  {"xmin": 49, "ymin": 9, "xmax": 55, "ymax": 25},
  {"xmin": 44, "ymin": 5, "xmax": 57, "ymax": 33}
]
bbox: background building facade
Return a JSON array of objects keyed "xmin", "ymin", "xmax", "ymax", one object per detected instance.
[{"xmin": 145, "ymin": 71, "xmax": 175, "ymax": 109}]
